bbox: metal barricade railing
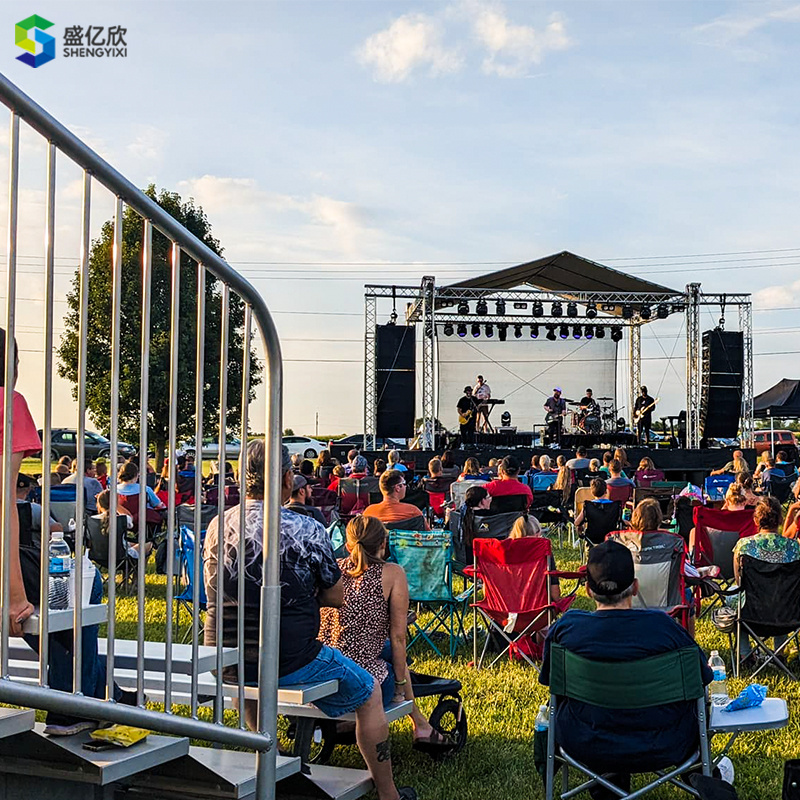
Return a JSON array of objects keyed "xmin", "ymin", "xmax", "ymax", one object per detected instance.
[{"xmin": 0, "ymin": 74, "xmax": 282, "ymax": 800}]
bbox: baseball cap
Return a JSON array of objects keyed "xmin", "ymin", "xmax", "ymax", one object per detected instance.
[
  {"xmin": 586, "ymin": 540, "xmax": 634, "ymax": 597},
  {"xmin": 553, "ymin": 386, "xmax": 562, "ymax": 393},
  {"xmin": 352, "ymin": 455, "xmax": 369, "ymax": 472},
  {"xmin": 16, "ymin": 473, "xmax": 33, "ymax": 489},
  {"xmin": 281, "ymin": 445, "xmax": 292, "ymax": 474},
  {"xmin": 292, "ymin": 474, "xmax": 308, "ymax": 492}
]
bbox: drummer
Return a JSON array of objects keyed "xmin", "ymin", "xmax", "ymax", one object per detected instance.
[{"xmin": 579, "ymin": 388, "xmax": 599, "ymax": 415}]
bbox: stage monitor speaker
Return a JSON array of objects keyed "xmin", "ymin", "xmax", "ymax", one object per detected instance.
[
  {"xmin": 700, "ymin": 330, "xmax": 744, "ymax": 439},
  {"xmin": 375, "ymin": 325, "xmax": 416, "ymax": 439}
]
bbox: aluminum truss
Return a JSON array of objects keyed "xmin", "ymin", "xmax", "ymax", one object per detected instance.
[
  {"xmin": 364, "ymin": 293, "xmax": 377, "ymax": 450},
  {"xmin": 629, "ymin": 322, "xmax": 642, "ymax": 430},
  {"xmin": 685, "ymin": 283, "xmax": 702, "ymax": 448},
  {"xmin": 739, "ymin": 300, "xmax": 755, "ymax": 447}
]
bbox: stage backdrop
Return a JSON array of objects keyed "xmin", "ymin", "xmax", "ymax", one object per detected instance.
[{"xmin": 436, "ymin": 336, "xmax": 619, "ymax": 432}]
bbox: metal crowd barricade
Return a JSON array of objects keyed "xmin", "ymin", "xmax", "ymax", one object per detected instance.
[{"xmin": 0, "ymin": 74, "xmax": 282, "ymax": 799}]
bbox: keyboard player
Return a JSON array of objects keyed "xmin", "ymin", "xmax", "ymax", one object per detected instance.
[{"xmin": 473, "ymin": 374, "xmax": 492, "ymax": 433}]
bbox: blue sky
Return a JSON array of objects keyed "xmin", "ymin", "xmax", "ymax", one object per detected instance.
[{"xmin": 3, "ymin": 1, "xmax": 800, "ymax": 438}]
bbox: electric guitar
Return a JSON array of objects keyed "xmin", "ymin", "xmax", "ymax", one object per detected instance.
[
  {"xmin": 458, "ymin": 407, "xmax": 474, "ymax": 426},
  {"xmin": 633, "ymin": 397, "xmax": 660, "ymax": 423},
  {"xmin": 545, "ymin": 409, "xmax": 567, "ymax": 425}
]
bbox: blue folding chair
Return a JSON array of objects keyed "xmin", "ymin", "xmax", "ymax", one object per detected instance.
[
  {"xmin": 388, "ymin": 529, "xmax": 467, "ymax": 659},
  {"xmin": 175, "ymin": 524, "xmax": 207, "ymax": 642},
  {"xmin": 704, "ymin": 474, "xmax": 734, "ymax": 502},
  {"xmin": 532, "ymin": 472, "xmax": 558, "ymax": 492}
]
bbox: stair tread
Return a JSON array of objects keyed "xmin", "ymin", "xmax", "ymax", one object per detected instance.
[{"xmin": 0, "ymin": 707, "xmax": 35, "ymax": 739}]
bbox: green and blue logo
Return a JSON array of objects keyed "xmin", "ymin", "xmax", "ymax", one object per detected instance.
[{"xmin": 15, "ymin": 14, "xmax": 55, "ymax": 68}]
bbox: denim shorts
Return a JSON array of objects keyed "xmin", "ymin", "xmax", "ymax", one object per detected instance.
[{"xmin": 279, "ymin": 645, "xmax": 376, "ymax": 718}]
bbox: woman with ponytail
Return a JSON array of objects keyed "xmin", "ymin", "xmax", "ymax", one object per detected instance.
[
  {"xmin": 318, "ymin": 516, "xmax": 447, "ymax": 749},
  {"xmin": 92, "ymin": 490, "xmax": 152, "ymax": 561}
]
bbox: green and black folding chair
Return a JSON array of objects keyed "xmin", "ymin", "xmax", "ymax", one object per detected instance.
[{"xmin": 545, "ymin": 643, "xmax": 711, "ymax": 800}]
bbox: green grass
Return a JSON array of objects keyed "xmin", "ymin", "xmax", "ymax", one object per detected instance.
[{"xmin": 96, "ymin": 540, "xmax": 793, "ymax": 799}]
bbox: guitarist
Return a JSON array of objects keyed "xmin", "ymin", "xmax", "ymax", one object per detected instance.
[
  {"xmin": 544, "ymin": 387, "xmax": 567, "ymax": 446},
  {"xmin": 457, "ymin": 385, "xmax": 478, "ymax": 444},
  {"xmin": 633, "ymin": 385, "xmax": 657, "ymax": 446}
]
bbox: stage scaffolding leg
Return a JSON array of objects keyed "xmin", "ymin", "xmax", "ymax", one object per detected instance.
[
  {"xmin": 629, "ymin": 322, "xmax": 642, "ymax": 432},
  {"xmin": 685, "ymin": 283, "xmax": 701, "ymax": 449},
  {"xmin": 739, "ymin": 301, "xmax": 754, "ymax": 448},
  {"xmin": 421, "ymin": 276, "xmax": 436, "ymax": 450},
  {"xmin": 364, "ymin": 293, "xmax": 377, "ymax": 451}
]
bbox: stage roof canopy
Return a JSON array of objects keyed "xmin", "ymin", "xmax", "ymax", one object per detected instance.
[
  {"xmin": 754, "ymin": 378, "xmax": 800, "ymax": 419},
  {"xmin": 449, "ymin": 250, "xmax": 678, "ymax": 295}
]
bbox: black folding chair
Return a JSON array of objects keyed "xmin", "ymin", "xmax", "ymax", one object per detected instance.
[
  {"xmin": 765, "ymin": 474, "xmax": 794, "ymax": 507},
  {"xmin": 86, "ymin": 515, "xmax": 136, "ymax": 594},
  {"xmin": 581, "ymin": 500, "xmax": 622, "ymax": 548},
  {"xmin": 489, "ymin": 493, "xmax": 529, "ymax": 514}
]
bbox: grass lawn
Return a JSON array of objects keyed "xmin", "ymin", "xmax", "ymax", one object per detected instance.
[{"xmin": 98, "ymin": 536, "xmax": 795, "ymax": 800}]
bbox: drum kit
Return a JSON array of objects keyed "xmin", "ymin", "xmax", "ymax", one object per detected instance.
[{"xmin": 565, "ymin": 396, "xmax": 619, "ymax": 435}]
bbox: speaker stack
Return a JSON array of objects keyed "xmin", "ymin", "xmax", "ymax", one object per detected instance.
[
  {"xmin": 375, "ymin": 325, "xmax": 416, "ymax": 439},
  {"xmin": 700, "ymin": 330, "xmax": 744, "ymax": 439}
]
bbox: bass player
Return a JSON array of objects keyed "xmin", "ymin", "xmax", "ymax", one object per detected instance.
[
  {"xmin": 633, "ymin": 385, "xmax": 657, "ymax": 446},
  {"xmin": 544, "ymin": 387, "xmax": 567, "ymax": 446}
]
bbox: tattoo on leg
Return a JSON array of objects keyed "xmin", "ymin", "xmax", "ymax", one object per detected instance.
[{"xmin": 376, "ymin": 738, "xmax": 391, "ymax": 762}]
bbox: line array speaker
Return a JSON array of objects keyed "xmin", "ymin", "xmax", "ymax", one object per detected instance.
[
  {"xmin": 700, "ymin": 329, "xmax": 743, "ymax": 439},
  {"xmin": 375, "ymin": 325, "xmax": 415, "ymax": 439}
]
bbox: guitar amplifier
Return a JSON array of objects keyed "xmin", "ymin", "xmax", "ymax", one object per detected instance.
[{"xmin": 498, "ymin": 426, "xmax": 517, "ymax": 434}]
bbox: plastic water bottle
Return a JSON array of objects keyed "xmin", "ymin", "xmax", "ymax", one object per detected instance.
[
  {"xmin": 48, "ymin": 531, "xmax": 71, "ymax": 610},
  {"xmin": 708, "ymin": 650, "xmax": 728, "ymax": 707},
  {"xmin": 533, "ymin": 703, "xmax": 550, "ymax": 777},
  {"xmin": 534, "ymin": 703, "xmax": 549, "ymax": 732}
]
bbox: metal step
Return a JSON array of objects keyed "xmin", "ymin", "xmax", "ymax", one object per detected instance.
[
  {"xmin": 127, "ymin": 746, "xmax": 301, "ymax": 798},
  {"xmin": 278, "ymin": 698, "xmax": 413, "ymax": 724},
  {"xmin": 0, "ymin": 707, "xmax": 34, "ymax": 739},
  {"xmin": 0, "ymin": 723, "xmax": 189, "ymax": 786},
  {"xmin": 276, "ymin": 764, "xmax": 373, "ymax": 800}
]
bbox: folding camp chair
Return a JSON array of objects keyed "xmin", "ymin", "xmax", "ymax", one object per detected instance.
[
  {"xmin": 530, "ymin": 490, "xmax": 570, "ymax": 545},
  {"xmin": 336, "ymin": 477, "xmax": 372, "ymax": 519},
  {"xmin": 388, "ymin": 529, "xmax": 465, "ymax": 658},
  {"xmin": 448, "ymin": 509, "xmax": 522, "ymax": 568},
  {"xmin": 310, "ymin": 486, "xmax": 337, "ymax": 525},
  {"xmin": 607, "ymin": 530, "xmax": 691, "ymax": 630},
  {"xmin": 489, "ymin": 493, "xmax": 529, "ymax": 514},
  {"xmin": 175, "ymin": 524, "xmax": 208, "ymax": 642},
  {"xmin": 544, "ymin": 643, "xmax": 711, "ymax": 800},
  {"xmin": 635, "ymin": 469, "xmax": 665, "ymax": 488},
  {"xmin": 86, "ymin": 515, "xmax": 136, "ymax": 594},
  {"xmin": 733, "ymin": 556, "xmax": 800, "ymax": 680},
  {"xmin": 692, "ymin": 506, "xmax": 756, "ymax": 582},
  {"xmin": 606, "ymin": 483, "xmax": 633, "ymax": 505},
  {"xmin": 633, "ymin": 486, "xmax": 675, "ymax": 516},
  {"xmin": 472, "ymin": 537, "xmax": 574, "ymax": 670},
  {"xmin": 765, "ymin": 473, "xmax": 795, "ymax": 507},
  {"xmin": 422, "ymin": 475, "xmax": 456, "ymax": 521},
  {"xmin": 450, "ymin": 479, "xmax": 488, "ymax": 507},
  {"xmin": 532, "ymin": 472, "xmax": 558, "ymax": 492},
  {"xmin": 704, "ymin": 474, "xmax": 735, "ymax": 503},
  {"xmin": 580, "ymin": 500, "xmax": 621, "ymax": 547}
]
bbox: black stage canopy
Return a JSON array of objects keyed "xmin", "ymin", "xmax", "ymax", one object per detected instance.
[{"xmin": 754, "ymin": 378, "xmax": 800, "ymax": 419}]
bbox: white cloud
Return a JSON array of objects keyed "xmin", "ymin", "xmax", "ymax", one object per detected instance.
[
  {"xmin": 754, "ymin": 278, "xmax": 800, "ymax": 310},
  {"xmin": 356, "ymin": 12, "xmax": 462, "ymax": 83},
  {"xmin": 126, "ymin": 125, "xmax": 168, "ymax": 163},
  {"xmin": 689, "ymin": 4, "xmax": 800, "ymax": 57}
]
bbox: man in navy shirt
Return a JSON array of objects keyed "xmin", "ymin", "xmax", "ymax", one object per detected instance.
[{"xmin": 540, "ymin": 541, "xmax": 713, "ymax": 798}]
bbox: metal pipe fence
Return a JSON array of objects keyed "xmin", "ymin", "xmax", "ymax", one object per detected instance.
[{"xmin": 0, "ymin": 75, "xmax": 282, "ymax": 799}]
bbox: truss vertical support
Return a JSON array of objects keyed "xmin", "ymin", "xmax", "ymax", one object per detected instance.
[
  {"xmin": 739, "ymin": 300, "xmax": 754, "ymax": 448},
  {"xmin": 421, "ymin": 276, "xmax": 436, "ymax": 450},
  {"xmin": 364, "ymin": 294, "xmax": 377, "ymax": 451},
  {"xmin": 628, "ymin": 322, "xmax": 642, "ymax": 430},
  {"xmin": 685, "ymin": 283, "xmax": 702, "ymax": 449}
]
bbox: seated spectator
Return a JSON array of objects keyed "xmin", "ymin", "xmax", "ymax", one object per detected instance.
[
  {"xmin": 539, "ymin": 540, "xmax": 713, "ymax": 791},
  {"xmin": 736, "ymin": 471, "xmax": 760, "ymax": 506},
  {"xmin": 613, "ymin": 447, "xmax": 630, "ymax": 471},
  {"xmin": 315, "ymin": 449, "xmax": 335, "ymax": 484},
  {"xmin": 574, "ymin": 478, "xmax": 611, "ymax": 528},
  {"xmin": 285, "ymin": 474, "xmax": 327, "ymax": 526},
  {"xmin": 427, "ymin": 458, "xmax": 443, "ymax": 480},
  {"xmin": 458, "ymin": 457, "xmax": 486, "ymax": 481},
  {"xmin": 753, "ymin": 450, "xmax": 771, "ymax": 479},
  {"xmin": 440, "ymin": 450, "xmax": 460, "ymax": 478},
  {"xmin": 637, "ymin": 457, "xmax": 655, "ymax": 473},
  {"xmin": 363, "ymin": 470, "xmax": 429, "ymax": 530},
  {"xmin": 62, "ymin": 457, "xmax": 104, "ymax": 513},
  {"xmin": 509, "ymin": 515, "xmax": 560, "ymax": 601},
  {"xmin": 606, "ymin": 459, "xmax": 634, "ymax": 488},
  {"xmin": 57, "ymin": 454, "xmax": 72, "ymax": 471},
  {"xmin": 386, "ymin": 450, "xmax": 408, "ymax": 473},
  {"xmin": 598, "ymin": 451, "xmax": 613, "ymax": 477},
  {"xmin": 556, "ymin": 454, "xmax": 567, "ymax": 469},
  {"xmin": 486, "ymin": 456, "xmax": 533, "ymax": 506},
  {"xmin": 344, "ymin": 448, "xmax": 359, "ymax": 475},
  {"xmin": 587, "ymin": 458, "xmax": 602, "ymax": 477},
  {"xmin": 95, "ymin": 459, "xmax": 109, "ymax": 490},
  {"xmin": 92, "ymin": 489, "xmax": 152, "ymax": 561},
  {"xmin": 290, "ymin": 452, "xmax": 303, "ymax": 472},
  {"xmin": 722, "ymin": 482, "xmax": 748, "ymax": 512},
  {"xmin": 711, "ymin": 449, "xmax": 749, "ymax": 477},
  {"xmin": 775, "ymin": 450, "xmax": 799, "ymax": 479},
  {"xmin": 566, "ymin": 446, "xmax": 589, "ymax": 470},
  {"xmin": 553, "ymin": 466, "xmax": 572, "ymax": 505},
  {"xmin": 299, "ymin": 459, "xmax": 318, "ymax": 486},
  {"xmin": 318, "ymin": 517, "xmax": 446, "ymax": 749},
  {"xmin": 527, "ymin": 454, "xmax": 541, "ymax": 476},
  {"xmin": 373, "ymin": 458, "xmax": 387, "ymax": 477},
  {"xmin": 49, "ymin": 470, "xmax": 63, "ymax": 485},
  {"xmin": 350, "ymin": 455, "xmax": 369, "ymax": 479},
  {"xmin": 538, "ymin": 454, "xmax": 554, "ymax": 474},
  {"xmin": 117, "ymin": 461, "xmax": 166, "ymax": 511},
  {"xmin": 203, "ymin": 443, "xmax": 417, "ymax": 800},
  {"xmin": 486, "ymin": 458, "xmax": 499, "ymax": 476},
  {"xmin": 784, "ymin": 500, "xmax": 800, "ymax": 539},
  {"xmin": 757, "ymin": 453, "xmax": 781, "ymax": 487},
  {"xmin": 448, "ymin": 484, "xmax": 492, "ymax": 565},
  {"xmin": 16, "ymin": 472, "xmax": 62, "ymax": 545},
  {"xmin": 327, "ymin": 464, "xmax": 347, "ymax": 494},
  {"xmin": 733, "ymin": 496, "xmax": 800, "ymax": 669}
]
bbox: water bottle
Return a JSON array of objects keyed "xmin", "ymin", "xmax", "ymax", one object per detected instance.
[
  {"xmin": 534, "ymin": 703, "xmax": 549, "ymax": 732},
  {"xmin": 708, "ymin": 650, "xmax": 728, "ymax": 707},
  {"xmin": 48, "ymin": 531, "xmax": 71, "ymax": 610},
  {"xmin": 533, "ymin": 703, "xmax": 550, "ymax": 778}
]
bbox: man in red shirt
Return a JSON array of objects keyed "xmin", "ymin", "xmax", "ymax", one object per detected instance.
[{"xmin": 486, "ymin": 455, "xmax": 533, "ymax": 505}]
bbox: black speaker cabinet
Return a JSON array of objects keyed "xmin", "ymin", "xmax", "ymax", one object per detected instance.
[
  {"xmin": 700, "ymin": 330, "xmax": 744, "ymax": 439},
  {"xmin": 375, "ymin": 325, "xmax": 415, "ymax": 439}
]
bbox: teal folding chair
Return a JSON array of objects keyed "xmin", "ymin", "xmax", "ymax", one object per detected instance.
[
  {"xmin": 388, "ymin": 529, "xmax": 467, "ymax": 658},
  {"xmin": 544, "ymin": 643, "xmax": 711, "ymax": 800}
]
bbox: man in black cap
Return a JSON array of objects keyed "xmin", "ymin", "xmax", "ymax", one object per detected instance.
[
  {"xmin": 285, "ymin": 474, "xmax": 327, "ymax": 526},
  {"xmin": 456, "ymin": 386, "xmax": 478, "ymax": 444},
  {"xmin": 539, "ymin": 541, "xmax": 713, "ymax": 799}
]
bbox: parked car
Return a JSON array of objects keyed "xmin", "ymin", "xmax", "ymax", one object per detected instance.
[
  {"xmin": 282, "ymin": 435, "xmax": 327, "ymax": 458},
  {"xmin": 332, "ymin": 434, "xmax": 406, "ymax": 451},
  {"xmin": 39, "ymin": 428, "xmax": 137, "ymax": 463},
  {"xmin": 181, "ymin": 436, "xmax": 242, "ymax": 460},
  {"xmin": 753, "ymin": 429, "xmax": 799, "ymax": 455}
]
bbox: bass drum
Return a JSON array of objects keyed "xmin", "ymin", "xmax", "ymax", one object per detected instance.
[{"xmin": 580, "ymin": 413, "xmax": 601, "ymax": 434}]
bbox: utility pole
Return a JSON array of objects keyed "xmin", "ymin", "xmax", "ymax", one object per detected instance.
[{"xmin": 315, "ymin": 411, "xmax": 319, "ymax": 438}]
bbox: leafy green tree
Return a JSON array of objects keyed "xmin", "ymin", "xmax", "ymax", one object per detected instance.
[
  {"xmin": 283, "ymin": 428, "xmax": 294, "ymax": 436},
  {"xmin": 57, "ymin": 186, "xmax": 261, "ymax": 469}
]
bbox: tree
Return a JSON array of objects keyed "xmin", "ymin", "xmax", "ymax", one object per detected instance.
[
  {"xmin": 283, "ymin": 428, "xmax": 294, "ymax": 436},
  {"xmin": 58, "ymin": 186, "xmax": 262, "ymax": 469}
]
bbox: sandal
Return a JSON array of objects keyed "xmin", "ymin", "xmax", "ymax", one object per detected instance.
[
  {"xmin": 397, "ymin": 789, "xmax": 418, "ymax": 800},
  {"xmin": 413, "ymin": 729, "xmax": 454, "ymax": 753}
]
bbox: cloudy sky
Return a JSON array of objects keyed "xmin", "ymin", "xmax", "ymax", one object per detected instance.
[{"xmin": 2, "ymin": 1, "xmax": 799, "ymax": 439}]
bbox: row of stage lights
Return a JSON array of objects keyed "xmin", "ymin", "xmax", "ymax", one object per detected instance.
[
  {"xmin": 442, "ymin": 321, "xmax": 624, "ymax": 342},
  {"xmin": 455, "ymin": 298, "xmax": 671, "ymax": 320}
]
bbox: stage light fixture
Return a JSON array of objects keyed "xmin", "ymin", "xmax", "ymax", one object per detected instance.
[
  {"xmin": 551, "ymin": 301, "xmax": 563, "ymax": 317},
  {"xmin": 586, "ymin": 302, "xmax": 598, "ymax": 319},
  {"xmin": 640, "ymin": 304, "xmax": 651, "ymax": 320},
  {"xmin": 457, "ymin": 300, "xmax": 470, "ymax": 315},
  {"xmin": 457, "ymin": 323, "xmax": 467, "ymax": 338},
  {"xmin": 532, "ymin": 300, "xmax": 544, "ymax": 318},
  {"xmin": 530, "ymin": 324, "xmax": 539, "ymax": 339},
  {"xmin": 657, "ymin": 303, "xmax": 669, "ymax": 319},
  {"xmin": 595, "ymin": 325, "xmax": 605, "ymax": 339},
  {"xmin": 622, "ymin": 304, "xmax": 634, "ymax": 320},
  {"xmin": 545, "ymin": 324, "xmax": 556, "ymax": 341},
  {"xmin": 611, "ymin": 325, "xmax": 623, "ymax": 342},
  {"xmin": 443, "ymin": 322, "xmax": 454, "ymax": 336},
  {"xmin": 559, "ymin": 324, "xmax": 569, "ymax": 339},
  {"xmin": 514, "ymin": 324, "xmax": 523, "ymax": 339},
  {"xmin": 476, "ymin": 298, "xmax": 488, "ymax": 316},
  {"xmin": 485, "ymin": 324, "xmax": 494, "ymax": 338},
  {"xmin": 572, "ymin": 325, "xmax": 582, "ymax": 339},
  {"xmin": 471, "ymin": 323, "xmax": 481, "ymax": 337},
  {"xmin": 585, "ymin": 325, "xmax": 594, "ymax": 340},
  {"xmin": 567, "ymin": 302, "xmax": 578, "ymax": 318},
  {"xmin": 495, "ymin": 299, "xmax": 506, "ymax": 316},
  {"xmin": 498, "ymin": 323, "xmax": 507, "ymax": 341}
]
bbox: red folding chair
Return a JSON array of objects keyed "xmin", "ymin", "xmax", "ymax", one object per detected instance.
[
  {"xmin": 337, "ymin": 477, "xmax": 371, "ymax": 520},
  {"xmin": 606, "ymin": 483, "xmax": 634, "ymax": 504},
  {"xmin": 471, "ymin": 537, "xmax": 575, "ymax": 670},
  {"xmin": 634, "ymin": 469, "xmax": 665, "ymax": 487}
]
